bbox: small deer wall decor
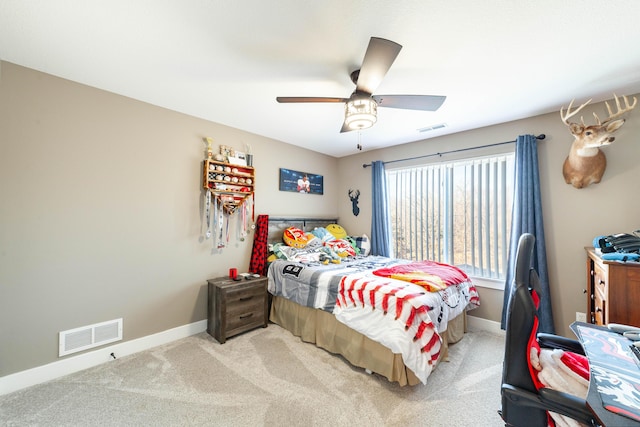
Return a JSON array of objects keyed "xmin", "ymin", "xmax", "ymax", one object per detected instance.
[
  {"xmin": 560, "ymin": 93, "xmax": 637, "ymax": 189},
  {"xmin": 348, "ymin": 189, "xmax": 360, "ymax": 216}
]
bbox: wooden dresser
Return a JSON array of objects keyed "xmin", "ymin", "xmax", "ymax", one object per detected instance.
[
  {"xmin": 585, "ymin": 247, "xmax": 640, "ymax": 328},
  {"xmin": 207, "ymin": 276, "xmax": 268, "ymax": 343}
]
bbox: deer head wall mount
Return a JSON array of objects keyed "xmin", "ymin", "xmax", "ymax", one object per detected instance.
[
  {"xmin": 348, "ymin": 189, "xmax": 360, "ymax": 216},
  {"xmin": 560, "ymin": 93, "xmax": 637, "ymax": 189}
]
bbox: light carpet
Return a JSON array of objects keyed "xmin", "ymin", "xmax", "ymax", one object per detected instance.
[{"xmin": 0, "ymin": 324, "xmax": 506, "ymax": 426}]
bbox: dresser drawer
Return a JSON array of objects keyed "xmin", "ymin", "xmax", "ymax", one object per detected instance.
[
  {"xmin": 586, "ymin": 247, "xmax": 640, "ymax": 328},
  {"xmin": 592, "ymin": 261, "xmax": 608, "ymax": 297},
  {"xmin": 593, "ymin": 287, "xmax": 606, "ymax": 326}
]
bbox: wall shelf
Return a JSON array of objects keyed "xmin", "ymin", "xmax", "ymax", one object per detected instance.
[{"xmin": 203, "ymin": 159, "xmax": 254, "ymax": 214}]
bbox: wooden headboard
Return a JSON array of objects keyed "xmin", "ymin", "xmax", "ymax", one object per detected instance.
[{"xmin": 267, "ymin": 217, "xmax": 338, "ymax": 244}]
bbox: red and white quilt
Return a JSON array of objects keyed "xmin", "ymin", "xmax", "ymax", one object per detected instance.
[{"xmin": 334, "ymin": 268, "xmax": 479, "ymax": 384}]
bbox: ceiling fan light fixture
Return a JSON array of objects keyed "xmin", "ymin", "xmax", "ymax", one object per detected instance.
[{"xmin": 345, "ymin": 98, "xmax": 377, "ymax": 130}]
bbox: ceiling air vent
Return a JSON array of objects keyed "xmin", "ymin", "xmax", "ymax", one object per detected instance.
[{"xmin": 417, "ymin": 123, "xmax": 447, "ymax": 133}]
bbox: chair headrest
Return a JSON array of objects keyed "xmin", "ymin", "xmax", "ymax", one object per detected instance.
[{"xmin": 514, "ymin": 234, "xmax": 536, "ymax": 289}]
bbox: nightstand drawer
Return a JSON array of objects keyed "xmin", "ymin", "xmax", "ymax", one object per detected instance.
[
  {"xmin": 226, "ymin": 306, "xmax": 265, "ymax": 336},
  {"xmin": 225, "ymin": 285, "xmax": 265, "ymax": 306}
]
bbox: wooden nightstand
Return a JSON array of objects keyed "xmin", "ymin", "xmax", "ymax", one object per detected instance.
[{"xmin": 207, "ymin": 275, "xmax": 268, "ymax": 343}]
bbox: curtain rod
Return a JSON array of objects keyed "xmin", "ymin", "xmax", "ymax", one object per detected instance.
[{"xmin": 362, "ymin": 134, "xmax": 546, "ymax": 168}]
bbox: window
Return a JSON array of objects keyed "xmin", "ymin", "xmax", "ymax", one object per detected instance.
[{"xmin": 387, "ymin": 153, "xmax": 514, "ymax": 280}]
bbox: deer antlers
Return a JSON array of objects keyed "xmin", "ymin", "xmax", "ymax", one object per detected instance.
[{"xmin": 561, "ymin": 93, "xmax": 637, "ymax": 126}]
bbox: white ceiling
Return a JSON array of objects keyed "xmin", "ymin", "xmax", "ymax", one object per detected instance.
[{"xmin": 2, "ymin": 0, "xmax": 640, "ymax": 157}]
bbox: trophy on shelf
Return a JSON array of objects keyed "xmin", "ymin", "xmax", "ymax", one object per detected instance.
[{"xmin": 204, "ymin": 137, "xmax": 214, "ymax": 160}]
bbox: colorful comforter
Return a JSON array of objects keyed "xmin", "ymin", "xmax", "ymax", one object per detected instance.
[
  {"xmin": 372, "ymin": 260, "xmax": 470, "ymax": 292},
  {"xmin": 267, "ymin": 256, "xmax": 480, "ymax": 384}
]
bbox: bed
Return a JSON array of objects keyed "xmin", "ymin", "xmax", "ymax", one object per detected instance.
[{"xmin": 263, "ymin": 217, "xmax": 480, "ymax": 386}]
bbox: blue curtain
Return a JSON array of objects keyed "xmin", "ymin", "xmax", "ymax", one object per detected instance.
[
  {"xmin": 371, "ymin": 160, "xmax": 391, "ymax": 257},
  {"xmin": 501, "ymin": 135, "xmax": 555, "ymax": 334}
]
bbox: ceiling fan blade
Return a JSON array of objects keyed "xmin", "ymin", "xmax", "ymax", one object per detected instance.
[
  {"xmin": 372, "ymin": 94, "xmax": 446, "ymax": 111},
  {"xmin": 276, "ymin": 97, "xmax": 348, "ymax": 103},
  {"xmin": 355, "ymin": 37, "xmax": 402, "ymax": 95}
]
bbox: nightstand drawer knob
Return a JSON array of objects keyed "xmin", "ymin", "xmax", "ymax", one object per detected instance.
[
  {"xmin": 240, "ymin": 296, "xmax": 253, "ymax": 301},
  {"xmin": 239, "ymin": 313, "xmax": 254, "ymax": 319}
]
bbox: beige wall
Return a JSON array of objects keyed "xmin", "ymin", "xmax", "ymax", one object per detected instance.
[
  {"xmin": 337, "ymin": 97, "xmax": 640, "ymax": 338},
  {"xmin": 2, "ymin": 60, "xmax": 639, "ymax": 378},
  {"xmin": 0, "ymin": 62, "xmax": 338, "ymax": 376}
]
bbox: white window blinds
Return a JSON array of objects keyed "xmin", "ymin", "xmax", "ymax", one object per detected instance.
[{"xmin": 387, "ymin": 154, "xmax": 514, "ymax": 279}]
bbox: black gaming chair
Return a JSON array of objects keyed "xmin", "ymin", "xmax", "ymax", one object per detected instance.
[{"xmin": 500, "ymin": 233, "xmax": 598, "ymax": 426}]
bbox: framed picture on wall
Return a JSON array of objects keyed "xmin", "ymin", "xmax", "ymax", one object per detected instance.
[{"xmin": 279, "ymin": 168, "xmax": 323, "ymax": 195}]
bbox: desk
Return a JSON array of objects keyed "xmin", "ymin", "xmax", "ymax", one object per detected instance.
[{"xmin": 571, "ymin": 322, "xmax": 640, "ymax": 426}]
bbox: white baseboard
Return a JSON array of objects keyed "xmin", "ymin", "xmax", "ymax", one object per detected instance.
[
  {"xmin": 467, "ymin": 314, "xmax": 505, "ymax": 336},
  {"xmin": 0, "ymin": 319, "xmax": 207, "ymax": 396}
]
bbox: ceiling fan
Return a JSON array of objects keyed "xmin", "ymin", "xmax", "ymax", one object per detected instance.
[{"xmin": 276, "ymin": 37, "xmax": 446, "ymax": 133}]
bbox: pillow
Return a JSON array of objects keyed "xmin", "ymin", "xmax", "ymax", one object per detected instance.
[
  {"xmin": 326, "ymin": 223, "xmax": 348, "ymax": 239},
  {"xmin": 352, "ymin": 234, "xmax": 371, "ymax": 256},
  {"xmin": 283, "ymin": 226, "xmax": 309, "ymax": 248}
]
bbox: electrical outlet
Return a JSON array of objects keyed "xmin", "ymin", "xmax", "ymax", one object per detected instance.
[{"xmin": 576, "ymin": 312, "xmax": 587, "ymax": 322}]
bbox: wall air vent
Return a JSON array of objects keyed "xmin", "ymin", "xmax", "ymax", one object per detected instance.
[
  {"xmin": 417, "ymin": 123, "xmax": 447, "ymax": 133},
  {"xmin": 59, "ymin": 318, "xmax": 123, "ymax": 357}
]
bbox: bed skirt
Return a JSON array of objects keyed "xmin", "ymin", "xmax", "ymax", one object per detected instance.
[{"xmin": 269, "ymin": 295, "xmax": 466, "ymax": 386}]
